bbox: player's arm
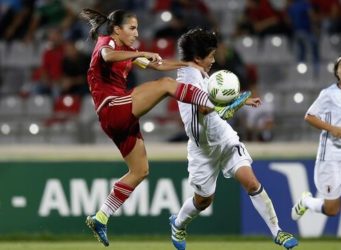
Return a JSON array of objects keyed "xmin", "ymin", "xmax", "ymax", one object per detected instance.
[
  {"xmin": 102, "ymin": 48, "xmax": 162, "ymax": 63},
  {"xmin": 148, "ymin": 60, "xmax": 207, "ymax": 76},
  {"xmin": 147, "ymin": 59, "xmax": 188, "ymax": 70},
  {"xmin": 305, "ymin": 114, "xmax": 341, "ymax": 138}
]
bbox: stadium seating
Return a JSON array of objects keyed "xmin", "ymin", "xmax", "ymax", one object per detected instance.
[{"xmin": 0, "ymin": 0, "xmax": 339, "ymax": 144}]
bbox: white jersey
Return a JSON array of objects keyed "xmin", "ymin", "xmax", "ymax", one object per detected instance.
[
  {"xmin": 306, "ymin": 83, "xmax": 341, "ymax": 161},
  {"xmin": 176, "ymin": 66, "xmax": 239, "ymax": 147}
]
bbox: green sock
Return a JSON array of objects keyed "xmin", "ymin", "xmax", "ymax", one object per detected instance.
[{"xmin": 95, "ymin": 210, "xmax": 108, "ymax": 225}]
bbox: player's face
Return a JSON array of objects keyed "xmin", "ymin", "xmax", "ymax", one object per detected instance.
[
  {"xmin": 337, "ymin": 63, "xmax": 341, "ymax": 82},
  {"xmin": 196, "ymin": 50, "xmax": 216, "ymax": 73},
  {"xmin": 116, "ymin": 17, "xmax": 138, "ymax": 47}
]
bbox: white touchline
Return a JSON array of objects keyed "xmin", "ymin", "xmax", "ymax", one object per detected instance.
[{"xmin": 12, "ymin": 196, "xmax": 27, "ymax": 208}]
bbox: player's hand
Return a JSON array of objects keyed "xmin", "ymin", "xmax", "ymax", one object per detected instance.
[
  {"xmin": 246, "ymin": 97, "xmax": 261, "ymax": 107},
  {"xmin": 142, "ymin": 52, "xmax": 163, "ymax": 64},
  {"xmin": 330, "ymin": 126, "xmax": 341, "ymax": 138}
]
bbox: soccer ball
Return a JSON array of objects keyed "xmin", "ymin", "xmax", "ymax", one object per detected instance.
[{"xmin": 208, "ymin": 70, "xmax": 240, "ymax": 105}]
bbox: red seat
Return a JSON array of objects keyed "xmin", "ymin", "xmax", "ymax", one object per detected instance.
[
  {"xmin": 152, "ymin": 0, "xmax": 172, "ymax": 12},
  {"xmin": 53, "ymin": 95, "xmax": 81, "ymax": 114},
  {"xmin": 133, "ymin": 39, "xmax": 149, "ymax": 52},
  {"xmin": 45, "ymin": 95, "xmax": 81, "ymax": 126},
  {"xmin": 150, "ymin": 38, "xmax": 176, "ymax": 59}
]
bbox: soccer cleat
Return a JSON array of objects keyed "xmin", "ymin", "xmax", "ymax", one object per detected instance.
[
  {"xmin": 86, "ymin": 215, "xmax": 109, "ymax": 247},
  {"xmin": 291, "ymin": 191, "xmax": 312, "ymax": 220},
  {"xmin": 215, "ymin": 91, "xmax": 251, "ymax": 120},
  {"xmin": 169, "ymin": 215, "xmax": 187, "ymax": 250},
  {"xmin": 274, "ymin": 230, "xmax": 298, "ymax": 249}
]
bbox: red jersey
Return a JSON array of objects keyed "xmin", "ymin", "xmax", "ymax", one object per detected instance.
[
  {"xmin": 42, "ymin": 45, "xmax": 64, "ymax": 81},
  {"xmin": 246, "ymin": 0, "xmax": 278, "ymax": 22},
  {"xmin": 87, "ymin": 36, "xmax": 136, "ymax": 111}
]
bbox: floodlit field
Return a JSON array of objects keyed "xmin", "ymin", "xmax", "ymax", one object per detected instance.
[{"xmin": 0, "ymin": 240, "xmax": 340, "ymax": 250}]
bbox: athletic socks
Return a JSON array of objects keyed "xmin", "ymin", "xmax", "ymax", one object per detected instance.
[
  {"xmin": 95, "ymin": 210, "xmax": 108, "ymax": 225},
  {"xmin": 303, "ymin": 196, "xmax": 324, "ymax": 213},
  {"xmin": 96, "ymin": 181, "xmax": 134, "ymax": 224},
  {"xmin": 249, "ymin": 185, "xmax": 281, "ymax": 237},
  {"xmin": 175, "ymin": 197, "xmax": 201, "ymax": 229},
  {"xmin": 174, "ymin": 83, "xmax": 215, "ymax": 108}
]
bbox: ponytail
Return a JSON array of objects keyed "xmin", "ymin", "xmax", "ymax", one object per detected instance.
[
  {"xmin": 80, "ymin": 8, "xmax": 108, "ymax": 40},
  {"xmin": 80, "ymin": 8, "xmax": 137, "ymax": 41}
]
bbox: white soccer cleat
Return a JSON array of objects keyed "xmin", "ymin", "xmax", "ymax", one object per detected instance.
[{"xmin": 291, "ymin": 192, "xmax": 312, "ymax": 221}]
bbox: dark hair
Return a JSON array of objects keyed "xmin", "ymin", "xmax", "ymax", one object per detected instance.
[
  {"xmin": 80, "ymin": 8, "xmax": 136, "ymax": 40},
  {"xmin": 334, "ymin": 56, "xmax": 341, "ymax": 81},
  {"xmin": 178, "ymin": 28, "xmax": 217, "ymax": 61}
]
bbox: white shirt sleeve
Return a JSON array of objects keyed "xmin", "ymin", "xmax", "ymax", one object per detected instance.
[
  {"xmin": 177, "ymin": 67, "xmax": 204, "ymax": 90},
  {"xmin": 306, "ymin": 89, "xmax": 329, "ymax": 119}
]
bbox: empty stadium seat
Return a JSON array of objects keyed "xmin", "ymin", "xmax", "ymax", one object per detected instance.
[
  {"xmin": 0, "ymin": 41, "xmax": 5, "ymax": 67},
  {"xmin": 0, "ymin": 121, "xmax": 21, "ymax": 143},
  {"xmin": 45, "ymin": 120, "xmax": 79, "ymax": 144},
  {"xmin": 0, "ymin": 95, "xmax": 24, "ymax": 116},
  {"xmin": 234, "ymin": 36, "xmax": 260, "ymax": 63},
  {"xmin": 320, "ymin": 34, "xmax": 341, "ymax": 61},
  {"xmin": 26, "ymin": 95, "xmax": 53, "ymax": 118},
  {"xmin": 19, "ymin": 120, "xmax": 47, "ymax": 143},
  {"xmin": 259, "ymin": 35, "xmax": 294, "ymax": 63},
  {"xmin": 79, "ymin": 95, "xmax": 96, "ymax": 122}
]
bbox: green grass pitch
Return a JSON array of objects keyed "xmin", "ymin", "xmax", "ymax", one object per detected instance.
[{"xmin": 0, "ymin": 240, "xmax": 340, "ymax": 250}]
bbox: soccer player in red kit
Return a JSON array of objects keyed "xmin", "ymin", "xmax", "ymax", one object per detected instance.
[{"xmin": 80, "ymin": 8, "xmax": 243, "ymax": 246}]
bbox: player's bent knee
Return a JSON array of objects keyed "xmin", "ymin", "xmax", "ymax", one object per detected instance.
[
  {"xmin": 245, "ymin": 181, "xmax": 260, "ymax": 194},
  {"xmin": 323, "ymin": 204, "xmax": 340, "ymax": 216},
  {"xmin": 324, "ymin": 206, "xmax": 340, "ymax": 216},
  {"xmin": 140, "ymin": 169, "xmax": 149, "ymax": 179},
  {"xmin": 195, "ymin": 197, "xmax": 213, "ymax": 211}
]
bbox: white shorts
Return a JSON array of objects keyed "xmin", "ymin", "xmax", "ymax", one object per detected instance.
[
  {"xmin": 187, "ymin": 141, "xmax": 253, "ymax": 197},
  {"xmin": 314, "ymin": 160, "xmax": 341, "ymax": 200}
]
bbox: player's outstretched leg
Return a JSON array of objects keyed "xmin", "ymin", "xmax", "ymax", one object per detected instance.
[
  {"xmin": 169, "ymin": 215, "xmax": 187, "ymax": 250},
  {"xmin": 274, "ymin": 230, "xmax": 298, "ymax": 250},
  {"xmin": 291, "ymin": 191, "xmax": 312, "ymax": 220},
  {"xmin": 86, "ymin": 215, "xmax": 109, "ymax": 247},
  {"xmin": 215, "ymin": 91, "xmax": 251, "ymax": 120}
]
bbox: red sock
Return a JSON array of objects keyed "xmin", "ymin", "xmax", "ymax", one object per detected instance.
[
  {"xmin": 101, "ymin": 181, "xmax": 134, "ymax": 216},
  {"xmin": 174, "ymin": 83, "xmax": 214, "ymax": 108}
]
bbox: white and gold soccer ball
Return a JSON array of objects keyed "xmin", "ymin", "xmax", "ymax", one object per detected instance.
[{"xmin": 208, "ymin": 70, "xmax": 240, "ymax": 105}]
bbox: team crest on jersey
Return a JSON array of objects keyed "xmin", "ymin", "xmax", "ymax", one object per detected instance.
[{"xmin": 109, "ymin": 40, "xmax": 115, "ymax": 49}]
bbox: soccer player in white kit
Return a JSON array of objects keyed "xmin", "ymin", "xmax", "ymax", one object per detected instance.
[
  {"xmin": 169, "ymin": 28, "xmax": 298, "ymax": 250},
  {"xmin": 292, "ymin": 56, "xmax": 341, "ymax": 220}
]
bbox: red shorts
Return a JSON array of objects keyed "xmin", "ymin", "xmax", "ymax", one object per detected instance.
[{"xmin": 98, "ymin": 95, "xmax": 142, "ymax": 157}]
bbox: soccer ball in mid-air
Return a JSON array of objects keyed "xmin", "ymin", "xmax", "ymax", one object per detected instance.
[{"xmin": 207, "ymin": 70, "xmax": 240, "ymax": 105}]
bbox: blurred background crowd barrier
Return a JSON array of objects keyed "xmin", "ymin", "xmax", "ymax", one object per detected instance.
[{"xmin": 0, "ymin": 0, "xmax": 340, "ymax": 144}]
